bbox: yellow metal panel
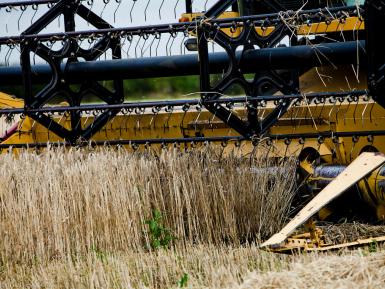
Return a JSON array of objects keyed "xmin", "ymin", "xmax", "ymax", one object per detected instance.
[
  {"xmin": 180, "ymin": 14, "xmax": 364, "ymax": 38},
  {"xmin": 0, "ymin": 92, "xmax": 24, "ymax": 108},
  {"xmin": 297, "ymin": 16, "xmax": 364, "ymax": 35}
]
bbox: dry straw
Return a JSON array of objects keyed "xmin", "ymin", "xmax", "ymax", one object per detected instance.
[
  {"xmin": 0, "ymin": 147, "xmax": 296, "ymax": 265},
  {"xmin": 1, "ymin": 148, "xmax": 385, "ymax": 288}
]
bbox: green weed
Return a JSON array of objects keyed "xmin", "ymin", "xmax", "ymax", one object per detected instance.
[{"xmin": 145, "ymin": 209, "xmax": 175, "ymax": 250}]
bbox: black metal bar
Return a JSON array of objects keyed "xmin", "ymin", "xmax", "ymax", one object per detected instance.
[
  {"xmin": 0, "ymin": 5, "xmax": 361, "ymax": 45},
  {"xmin": 0, "ymin": 136, "xmax": 245, "ymax": 149},
  {"xmin": 63, "ymin": 1, "xmax": 81, "ymax": 140},
  {"xmin": 76, "ymin": 4, "xmax": 113, "ymax": 29},
  {"xmin": 1, "ymin": 130, "xmax": 384, "ymax": 150},
  {"xmin": 0, "ymin": 41, "xmax": 365, "ymax": 85},
  {"xmin": 22, "ymin": 0, "xmax": 65, "ymax": 35},
  {"xmin": 0, "ymin": 90, "xmax": 367, "ymax": 115},
  {"xmin": 185, "ymin": 0, "xmax": 192, "ymax": 13},
  {"xmin": 20, "ymin": 42, "xmax": 33, "ymax": 106},
  {"xmin": 27, "ymin": 112, "xmax": 72, "ymax": 140},
  {"xmin": 232, "ymin": 2, "xmax": 239, "ymax": 12},
  {"xmin": 268, "ymin": 130, "xmax": 385, "ymax": 140},
  {"xmin": 80, "ymin": 109, "xmax": 118, "ymax": 141},
  {"xmin": 197, "ymin": 29, "xmax": 210, "ymax": 94},
  {"xmin": 0, "ymin": 0, "xmax": 59, "ymax": 8}
]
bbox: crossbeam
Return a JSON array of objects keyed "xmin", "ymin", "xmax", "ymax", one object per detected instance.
[{"xmin": 0, "ymin": 41, "xmax": 364, "ymax": 86}]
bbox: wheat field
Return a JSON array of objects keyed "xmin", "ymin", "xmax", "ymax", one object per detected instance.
[{"xmin": 1, "ymin": 147, "xmax": 385, "ymax": 288}]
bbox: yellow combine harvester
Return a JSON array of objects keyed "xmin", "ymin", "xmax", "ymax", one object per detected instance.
[{"xmin": 0, "ymin": 0, "xmax": 385, "ymax": 252}]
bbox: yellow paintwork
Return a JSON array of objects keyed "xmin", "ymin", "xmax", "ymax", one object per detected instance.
[
  {"xmin": 297, "ymin": 16, "xmax": 364, "ymax": 35},
  {"xmin": 2, "ymin": 66, "xmax": 384, "ymax": 160},
  {"xmin": 180, "ymin": 12, "xmax": 364, "ymax": 38},
  {"xmin": 0, "ymin": 93, "xmax": 23, "ymax": 141},
  {"xmin": 0, "ymin": 92, "xmax": 23, "ymax": 108}
]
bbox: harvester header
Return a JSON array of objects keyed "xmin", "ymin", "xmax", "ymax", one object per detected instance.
[{"xmin": 1, "ymin": 0, "xmax": 385, "ymax": 252}]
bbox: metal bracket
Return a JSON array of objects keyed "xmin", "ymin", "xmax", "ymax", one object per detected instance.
[
  {"xmin": 20, "ymin": 0, "xmax": 123, "ymax": 143},
  {"xmin": 198, "ymin": 1, "xmax": 299, "ymax": 138}
]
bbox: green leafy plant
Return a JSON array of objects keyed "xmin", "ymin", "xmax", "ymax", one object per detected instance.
[
  {"xmin": 177, "ymin": 273, "xmax": 189, "ymax": 288},
  {"xmin": 368, "ymin": 240, "xmax": 378, "ymax": 253},
  {"xmin": 145, "ymin": 209, "xmax": 175, "ymax": 250}
]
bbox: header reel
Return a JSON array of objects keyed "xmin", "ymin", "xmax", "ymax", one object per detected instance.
[
  {"xmin": 0, "ymin": 0, "xmax": 385, "ymax": 252},
  {"xmin": 0, "ymin": 0, "xmax": 383, "ymax": 152}
]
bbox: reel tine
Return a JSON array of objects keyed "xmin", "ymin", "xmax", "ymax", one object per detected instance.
[
  {"xmin": 85, "ymin": 1, "xmax": 96, "ymax": 25},
  {"xmin": 17, "ymin": 4, "xmax": 27, "ymax": 32},
  {"xmin": 113, "ymin": 0, "xmax": 122, "ymax": 23},
  {"xmin": 174, "ymin": 0, "xmax": 180, "ymax": 19},
  {"xmin": 100, "ymin": 0, "xmax": 109, "ymax": 18},
  {"xmin": 194, "ymin": 103, "xmax": 202, "ymax": 132},
  {"xmin": 361, "ymin": 94, "xmax": 371, "ymax": 127},
  {"xmin": 144, "ymin": 0, "xmax": 151, "ymax": 22},
  {"xmin": 149, "ymin": 106, "xmax": 160, "ymax": 128},
  {"xmin": 169, "ymin": 31, "xmax": 177, "ymax": 56},
  {"xmin": 209, "ymin": 103, "xmax": 218, "ymax": 130},
  {"xmin": 134, "ymin": 107, "xmax": 142, "ymax": 132},
  {"xmin": 31, "ymin": 3, "xmax": 39, "ymax": 25},
  {"xmin": 335, "ymin": 97, "xmax": 344, "ymax": 125},
  {"xmin": 148, "ymin": 33, "xmax": 156, "ymax": 58},
  {"xmin": 130, "ymin": 0, "xmax": 137, "ymax": 23},
  {"xmin": 218, "ymin": 139, "xmax": 228, "ymax": 162},
  {"xmin": 159, "ymin": 0, "xmax": 165, "ymax": 20},
  {"xmin": 283, "ymin": 138, "xmax": 291, "ymax": 160},
  {"xmin": 126, "ymin": 33, "xmax": 133, "ymax": 58},
  {"xmin": 292, "ymin": 99, "xmax": 302, "ymax": 129},
  {"xmin": 4, "ymin": 5, "xmax": 14, "ymax": 34},
  {"xmin": 181, "ymin": 103, "xmax": 190, "ymax": 128},
  {"xmin": 155, "ymin": 33, "xmax": 162, "ymax": 57},
  {"xmin": 352, "ymin": 94, "xmax": 359, "ymax": 125},
  {"xmin": 165, "ymin": 33, "xmax": 172, "ymax": 56},
  {"xmin": 343, "ymin": 95, "xmax": 351, "ymax": 126},
  {"xmin": 165, "ymin": 105, "xmax": 174, "ymax": 128},
  {"xmin": 249, "ymin": 136, "xmax": 260, "ymax": 167},
  {"xmin": 124, "ymin": 108, "xmax": 133, "ymax": 132},
  {"xmin": 317, "ymin": 95, "xmax": 326, "ymax": 120},
  {"xmin": 328, "ymin": 96, "xmax": 337, "ymax": 130},
  {"xmin": 140, "ymin": 33, "xmax": 149, "ymax": 57},
  {"xmin": 369, "ymin": 98, "xmax": 375, "ymax": 124},
  {"xmin": 134, "ymin": 34, "xmax": 141, "ymax": 58}
]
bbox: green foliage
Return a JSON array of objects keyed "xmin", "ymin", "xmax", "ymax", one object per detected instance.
[
  {"xmin": 123, "ymin": 76, "xmax": 199, "ymax": 99},
  {"xmin": 369, "ymin": 240, "xmax": 378, "ymax": 253},
  {"xmin": 177, "ymin": 273, "xmax": 189, "ymax": 288},
  {"xmin": 1, "ymin": 75, "xmax": 249, "ymax": 101},
  {"xmin": 145, "ymin": 210, "xmax": 175, "ymax": 250}
]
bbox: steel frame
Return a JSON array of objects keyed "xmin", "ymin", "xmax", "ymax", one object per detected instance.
[
  {"xmin": 19, "ymin": 0, "xmax": 124, "ymax": 144},
  {"xmin": 197, "ymin": 0, "xmax": 299, "ymax": 138}
]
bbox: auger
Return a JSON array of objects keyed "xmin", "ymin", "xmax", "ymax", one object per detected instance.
[{"xmin": 1, "ymin": 0, "xmax": 385, "ymax": 252}]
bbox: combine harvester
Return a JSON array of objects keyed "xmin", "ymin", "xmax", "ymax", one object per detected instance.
[{"xmin": 0, "ymin": 0, "xmax": 385, "ymax": 252}]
